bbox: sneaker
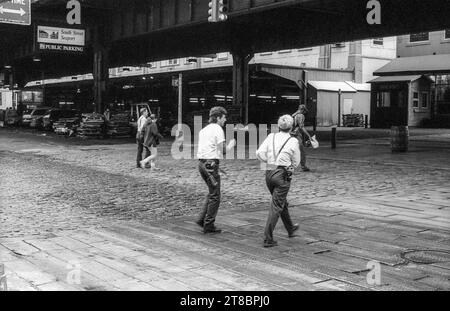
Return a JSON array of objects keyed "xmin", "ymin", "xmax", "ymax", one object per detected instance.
[
  {"xmin": 263, "ymin": 240, "xmax": 278, "ymax": 248},
  {"xmin": 288, "ymin": 224, "xmax": 299, "ymax": 237},
  {"xmin": 301, "ymin": 166, "xmax": 311, "ymax": 172},
  {"xmin": 136, "ymin": 164, "xmax": 142, "ymax": 168},
  {"xmin": 140, "ymin": 161, "xmax": 146, "ymax": 169},
  {"xmin": 203, "ymin": 227, "xmax": 222, "ymax": 234},
  {"xmin": 195, "ymin": 219, "xmax": 204, "ymax": 228}
]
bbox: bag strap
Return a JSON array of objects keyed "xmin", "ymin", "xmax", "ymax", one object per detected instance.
[{"xmin": 272, "ymin": 133, "xmax": 293, "ymax": 162}]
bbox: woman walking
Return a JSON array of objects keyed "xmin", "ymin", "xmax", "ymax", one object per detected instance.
[{"xmin": 140, "ymin": 114, "xmax": 163, "ymax": 170}]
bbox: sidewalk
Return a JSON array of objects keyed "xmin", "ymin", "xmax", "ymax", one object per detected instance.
[{"xmin": 0, "ymin": 128, "xmax": 449, "ymax": 291}]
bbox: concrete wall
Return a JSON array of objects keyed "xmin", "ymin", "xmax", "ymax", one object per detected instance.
[
  {"xmin": 316, "ymin": 91, "xmax": 355, "ymax": 126},
  {"xmin": 352, "ymin": 92, "xmax": 371, "ymax": 123},
  {"xmin": 361, "ymin": 37, "xmax": 397, "ymax": 83},
  {"xmin": 398, "ymin": 30, "xmax": 450, "ymax": 57}
]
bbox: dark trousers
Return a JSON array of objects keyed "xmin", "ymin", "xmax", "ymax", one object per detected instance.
[
  {"xmin": 136, "ymin": 138, "xmax": 150, "ymax": 165},
  {"xmin": 295, "ymin": 135, "xmax": 307, "ymax": 168},
  {"xmin": 264, "ymin": 168, "xmax": 296, "ymax": 242},
  {"xmin": 197, "ymin": 160, "xmax": 221, "ymax": 229}
]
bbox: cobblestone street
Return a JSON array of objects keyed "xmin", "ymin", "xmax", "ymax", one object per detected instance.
[{"xmin": 1, "ymin": 128, "xmax": 449, "ymax": 291}]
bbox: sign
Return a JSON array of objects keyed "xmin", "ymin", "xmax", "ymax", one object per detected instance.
[
  {"xmin": 37, "ymin": 25, "xmax": 85, "ymax": 53},
  {"xmin": 0, "ymin": 0, "xmax": 31, "ymax": 26},
  {"xmin": 172, "ymin": 76, "xmax": 179, "ymax": 87}
]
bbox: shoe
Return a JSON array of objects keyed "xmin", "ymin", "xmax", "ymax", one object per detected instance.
[
  {"xmin": 289, "ymin": 224, "xmax": 299, "ymax": 237},
  {"xmin": 195, "ymin": 219, "xmax": 204, "ymax": 228},
  {"xmin": 136, "ymin": 164, "xmax": 142, "ymax": 168},
  {"xmin": 203, "ymin": 227, "xmax": 222, "ymax": 234},
  {"xmin": 263, "ymin": 240, "xmax": 278, "ymax": 248},
  {"xmin": 140, "ymin": 161, "xmax": 146, "ymax": 169},
  {"xmin": 301, "ymin": 166, "xmax": 311, "ymax": 172}
]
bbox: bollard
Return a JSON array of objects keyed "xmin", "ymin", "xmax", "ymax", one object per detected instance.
[
  {"xmin": 391, "ymin": 126, "xmax": 409, "ymax": 152},
  {"xmin": 365, "ymin": 115, "xmax": 368, "ymax": 129},
  {"xmin": 0, "ymin": 263, "xmax": 7, "ymax": 291},
  {"xmin": 331, "ymin": 127, "xmax": 337, "ymax": 149}
]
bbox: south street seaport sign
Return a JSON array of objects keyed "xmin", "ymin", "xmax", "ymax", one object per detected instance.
[
  {"xmin": 37, "ymin": 25, "xmax": 85, "ymax": 53},
  {"xmin": 0, "ymin": 0, "xmax": 31, "ymax": 26}
]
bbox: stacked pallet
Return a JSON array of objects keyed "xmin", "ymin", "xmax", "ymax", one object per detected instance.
[
  {"xmin": 77, "ymin": 113, "xmax": 105, "ymax": 138},
  {"xmin": 343, "ymin": 114, "xmax": 364, "ymax": 127},
  {"xmin": 106, "ymin": 113, "xmax": 132, "ymax": 138}
]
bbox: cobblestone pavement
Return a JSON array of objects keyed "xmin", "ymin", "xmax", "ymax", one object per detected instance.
[{"xmin": 0, "ymin": 128, "xmax": 449, "ymax": 291}]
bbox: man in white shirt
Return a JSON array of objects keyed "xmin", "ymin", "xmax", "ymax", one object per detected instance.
[
  {"xmin": 196, "ymin": 106, "xmax": 236, "ymax": 234},
  {"xmin": 136, "ymin": 108, "xmax": 149, "ymax": 168},
  {"xmin": 256, "ymin": 114, "xmax": 301, "ymax": 247}
]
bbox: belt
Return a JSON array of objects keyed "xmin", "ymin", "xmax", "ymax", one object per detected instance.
[{"xmin": 199, "ymin": 159, "xmax": 219, "ymax": 163}]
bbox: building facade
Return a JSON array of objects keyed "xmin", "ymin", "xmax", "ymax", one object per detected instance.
[
  {"xmin": 26, "ymin": 38, "xmax": 397, "ymax": 127},
  {"xmin": 369, "ymin": 30, "xmax": 450, "ymax": 128}
]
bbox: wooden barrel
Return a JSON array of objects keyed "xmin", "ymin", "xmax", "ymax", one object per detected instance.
[
  {"xmin": 391, "ymin": 126, "xmax": 409, "ymax": 152},
  {"xmin": 0, "ymin": 263, "xmax": 7, "ymax": 291}
]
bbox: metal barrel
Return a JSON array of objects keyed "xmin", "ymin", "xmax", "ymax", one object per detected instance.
[{"xmin": 391, "ymin": 126, "xmax": 409, "ymax": 152}]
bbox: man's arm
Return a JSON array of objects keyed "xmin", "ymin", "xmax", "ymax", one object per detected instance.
[
  {"xmin": 256, "ymin": 134, "xmax": 271, "ymax": 163},
  {"xmin": 291, "ymin": 140, "xmax": 301, "ymax": 168}
]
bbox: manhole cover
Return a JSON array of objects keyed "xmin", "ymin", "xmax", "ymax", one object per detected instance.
[{"xmin": 401, "ymin": 250, "xmax": 450, "ymax": 264}]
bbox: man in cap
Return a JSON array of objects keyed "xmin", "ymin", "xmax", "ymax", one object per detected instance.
[
  {"xmin": 291, "ymin": 104, "xmax": 312, "ymax": 171},
  {"xmin": 196, "ymin": 106, "xmax": 236, "ymax": 234},
  {"xmin": 136, "ymin": 107, "xmax": 150, "ymax": 168},
  {"xmin": 256, "ymin": 115, "xmax": 300, "ymax": 247}
]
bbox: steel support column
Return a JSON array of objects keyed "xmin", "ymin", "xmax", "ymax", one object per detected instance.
[
  {"xmin": 93, "ymin": 24, "xmax": 110, "ymax": 113},
  {"xmin": 232, "ymin": 50, "xmax": 253, "ymax": 125}
]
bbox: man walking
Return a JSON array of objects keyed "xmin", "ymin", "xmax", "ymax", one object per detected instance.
[
  {"xmin": 256, "ymin": 115, "xmax": 300, "ymax": 247},
  {"xmin": 136, "ymin": 108, "xmax": 149, "ymax": 168},
  {"xmin": 291, "ymin": 104, "xmax": 312, "ymax": 171},
  {"xmin": 196, "ymin": 106, "xmax": 236, "ymax": 234}
]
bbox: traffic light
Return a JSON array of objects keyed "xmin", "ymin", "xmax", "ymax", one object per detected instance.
[
  {"xmin": 208, "ymin": 0, "xmax": 228, "ymax": 23},
  {"xmin": 217, "ymin": 0, "xmax": 228, "ymax": 21},
  {"xmin": 208, "ymin": 0, "xmax": 218, "ymax": 23}
]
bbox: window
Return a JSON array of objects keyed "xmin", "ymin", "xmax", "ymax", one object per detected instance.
[
  {"xmin": 377, "ymin": 92, "xmax": 391, "ymax": 108},
  {"xmin": 333, "ymin": 42, "xmax": 345, "ymax": 48},
  {"xmin": 278, "ymin": 50, "xmax": 291, "ymax": 54},
  {"xmin": 161, "ymin": 59, "xmax": 179, "ymax": 67},
  {"xmin": 421, "ymin": 92, "xmax": 429, "ymax": 108},
  {"xmin": 217, "ymin": 52, "xmax": 228, "ymax": 60},
  {"xmin": 373, "ymin": 38, "xmax": 384, "ymax": 45},
  {"xmin": 413, "ymin": 92, "xmax": 419, "ymax": 108},
  {"xmin": 445, "ymin": 29, "xmax": 450, "ymax": 39},
  {"xmin": 410, "ymin": 32, "xmax": 429, "ymax": 42}
]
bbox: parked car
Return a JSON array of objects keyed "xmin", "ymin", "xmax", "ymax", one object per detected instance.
[
  {"xmin": 53, "ymin": 115, "xmax": 81, "ymax": 135},
  {"xmin": 20, "ymin": 109, "xmax": 34, "ymax": 127},
  {"xmin": 27, "ymin": 107, "xmax": 51, "ymax": 129},
  {"xmin": 43, "ymin": 109, "xmax": 80, "ymax": 130},
  {"xmin": 5, "ymin": 109, "xmax": 21, "ymax": 126}
]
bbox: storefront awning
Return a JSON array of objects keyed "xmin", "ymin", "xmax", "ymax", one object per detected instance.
[
  {"xmin": 368, "ymin": 75, "xmax": 429, "ymax": 83},
  {"xmin": 255, "ymin": 63, "xmax": 354, "ymax": 89},
  {"xmin": 308, "ymin": 81, "xmax": 356, "ymax": 92},
  {"xmin": 374, "ymin": 54, "xmax": 450, "ymax": 76}
]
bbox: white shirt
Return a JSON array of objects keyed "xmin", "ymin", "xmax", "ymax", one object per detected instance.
[
  {"xmin": 256, "ymin": 132, "xmax": 300, "ymax": 168},
  {"xmin": 197, "ymin": 123, "xmax": 226, "ymax": 159},
  {"xmin": 137, "ymin": 115, "xmax": 147, "ymax": 132}
]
